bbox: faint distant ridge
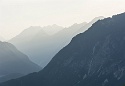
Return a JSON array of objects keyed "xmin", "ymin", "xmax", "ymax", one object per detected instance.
[
  {"xmin": 2, "ymin": 12, "xmax": 125, "ymax": 86},
  {"xmin": 0, "ymin": 41, "xmax": 41, "ymax": 83},
  {"xmin": 76, "ymin": 16, "xmax": 104, "ymax": 34},
  {"xmin": 9, "ymin": 22, "xmax": 87, "ymax": 67},
  {"xmin": 9, "ymin": 24, "xmax": 63, "ymax": 45},
  {"xmin": 42, "ymin": 24, "xmax": 64, "ymax": 35},
  {"xmin": 9, "ymin": 16, "xmax": 102, "ymax": 67},
  {"xmin": 10, "ymin": 26, "xmax": 42, "ymax": 44},
  {"xmin": 0, "ymin": 41, "xmax": 41, "ymax": 75}
]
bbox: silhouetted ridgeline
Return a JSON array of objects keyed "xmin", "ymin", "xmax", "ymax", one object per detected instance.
[
  {"xmin": 9, "ymin": 17, "xmax": 102, "ymax": 67},
  {"xmin": 1, "ymin": 12, "xmax": 125, "ymax": 86},
  {"xmin": 0, "ymin": 41, "xmax": 41, "ymax": 83}
]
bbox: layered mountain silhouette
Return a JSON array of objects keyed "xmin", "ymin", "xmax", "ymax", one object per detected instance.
[
  {"xmin": 9, "ymin": 17, "xmax": 102, "ymax": 67},
  {"xmin": 1, "ymin": 13, "xmax": 125, "ymax": 86},
  {"xmin": 0, "ymin": 41, "xmax": 41, "ymax": 83},
  {"xmin": 42, "ymin": 24, "xmax": 64, "ymax": 35}
]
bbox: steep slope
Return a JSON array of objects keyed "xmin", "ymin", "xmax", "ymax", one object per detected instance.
[
  {"xmin": 1, "ymin": 12, "xmax": 125, "ymax": 86},
  {"xmin": 76, "ymin": 16, "xmax": 104, "ymax": 34},
  {"xmin": 9, "ymin": 19, "xmax": 100, "ymax": 67},
  {"xmin": 9, "ymin": 25, "xmax": 63, "ymax": 67},
  {"xmin": 32, "ymin": 22, "xmax": 87, "ymax": 67},
  {"xmin": 29, "ymin": 18, "xmax": 102, "ymax": 67},
  {"xmin": 0, "ymin": 41, "xmax": 41, "ymax": 83}
]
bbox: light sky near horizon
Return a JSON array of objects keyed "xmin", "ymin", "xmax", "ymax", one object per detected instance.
[{"xmin": 0, "ymin": 0, "xmax": 125, "ymax": 40}]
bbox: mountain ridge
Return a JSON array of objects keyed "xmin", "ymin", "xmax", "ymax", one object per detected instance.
[
  {"xmin": 9, "ymin": 18, "xmax": 101, "ymax": 67},
  {"xmin": 0, "ymin": 41, "xmax": 41, "ymax": 83},
  {"xmin": 1, "ymin": 12, "xmax": 125, "ymax": 86}
]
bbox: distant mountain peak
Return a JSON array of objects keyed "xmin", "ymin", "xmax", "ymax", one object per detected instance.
[
  {"xmin": 91, "ymin": 16, "xmax": 105, "ymax": 23},
  {"xmin": 72, "ymin": 22, "xmax": 87, "ymax": 26},
  {"xmin": 2, "ymin": 12, "xmax": 125, "ymax": 86},
  {"xmin": 25, "ymin": 26, "xmax": 42, "ymax": 31},
  {"xmin": 42, "ymin": 24, "xmax": 64, "ymax": 35},
  {"xmin": 68, "ymin": 22, "xmax": 87, "ymax": 29}
]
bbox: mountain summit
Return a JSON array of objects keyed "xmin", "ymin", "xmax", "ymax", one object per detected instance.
[
  {"xmin": 9, "ymin": 19, "xmax": 100, "ymax": 67},
  {"xmin": 1, "ymin": 12, "xmax": 125, "ymax": 86}
]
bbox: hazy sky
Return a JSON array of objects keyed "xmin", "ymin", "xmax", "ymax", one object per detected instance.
[{"xmin": 0, "ymin": 0, "xmax": 125, "ymax": 40}]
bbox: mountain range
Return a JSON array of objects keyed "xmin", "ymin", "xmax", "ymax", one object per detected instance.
[
  {"xmin": 9, "ymin": 17, "xmax": 103, "ymax": 67},
  {"xmin": 0, "ymin": 41, "xmax": 41, "ymax": 83},
  {"xmin": 1, "ymin": 12, "xmax": 125, "ymax": 86}
]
